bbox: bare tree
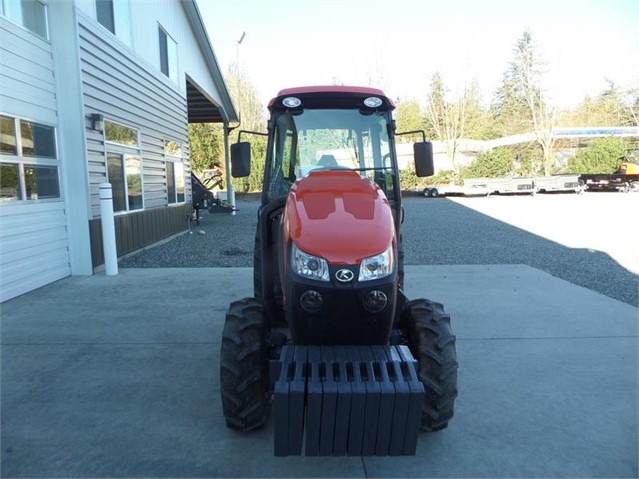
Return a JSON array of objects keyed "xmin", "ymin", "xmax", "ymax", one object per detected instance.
[
  {"xmin": 424, "ymin": 72, "xmax": 471, "ymax": 171},
  {"xmin": 622, "ymin": 86, "xmax": 639, "ymax": 127},
  {"xmin": 225, "ymin": 63, "xmax": 265, "ymax": 133},
  {"xmin": 511, "ymin": 31, "xmax": 557, "ymax": 176}
]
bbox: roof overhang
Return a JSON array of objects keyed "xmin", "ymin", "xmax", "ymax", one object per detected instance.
[
  {"xmin": 186, "ymin": 77, "xmax": 225, "ymax": 123},
  {"xmin": 182, "ymin": 1, "xmax": 238, "ymax": 124}
]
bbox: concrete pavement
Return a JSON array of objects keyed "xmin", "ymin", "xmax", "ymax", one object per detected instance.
[{"xmin": 1, "ymin": 265, "xmax": 637, "ymax": 477}]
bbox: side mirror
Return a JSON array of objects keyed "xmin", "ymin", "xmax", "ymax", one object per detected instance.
[
  {"xmin": 414, "ymin": 142, "xmax": 434, "ymax": 177},
  {"xmin": 231, "ymin": 142, "xmax": 251, "ymax": 178}
]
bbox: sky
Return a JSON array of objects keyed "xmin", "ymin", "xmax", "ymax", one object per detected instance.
[{"xmin": 197, "ymin": 0, "xmax": 639, "ymax": 110}]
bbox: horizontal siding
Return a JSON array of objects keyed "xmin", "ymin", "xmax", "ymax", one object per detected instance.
[
  {"xmin": 2, "ymin": 245, "xmax": 70, "ymax": 283},
  {"xmin": 1, "ymin": 62, "xmax": 56, "ymax": 93},
  {"xmin": 0, "ymin": 201, "xmax": 70, "ymax": 302},
  {"xmin": 77, "ymin": 13, "xmax": 191, "ymax": 219},
  {"xmin": 141, "ymin": 136, "xmax": 169, "ymax": 209},
  {"xmin": 81, "ymin": 60, "xmax": 186, "ymax": 127},
  {"xmin": 0, "ymin": 18, "xmax": 56, "ymax": 123},
  {"xmin": 0, "ymin": 19, "xmax": 69, "ymax": 302},
  {"xmin": 1, "ymin": 236, "xmax": 68, "ymax": 263},
  {"xmin": 0, "ymin": 208, "xmax": 68, "ymax": 238},
  {"xmin": 0, "ymin": 17, "xmax": 51, "ymax": 51},
  {"xmin": 1, "ymin": 266, "xmax": 71, "ymax": 303},
  {"xmin": 0, "ymin": 27, "xmax": 53, "ymax": 64}
]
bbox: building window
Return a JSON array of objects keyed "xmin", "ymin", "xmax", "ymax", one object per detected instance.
[
  {"xmin": 20, "ymin": 120, "xmax": 56, "ymax": 158},
  {"xmin": 0, "ymin": 163, "xmax": 21, "ymax": 201},
  {"xmin": 164, "ymin": 140, "xmax": 184, "ymax": 204},
  {"xmin": 107, "ymin": 153, "xmax": 142, "ymax": 212},
  {"xmin": 164, "ymin": 140, "xmax": 181, "ymax": 157},
  {"xmin": 1, "ymin": 115, "xmax": 17, "ymax": 154},
  {"xmin": 24, "ymin": 164, "xmax": 59, "ymax": 199},
  {"xmin": 96, "ymin": 0, "xmax": 114, "ymax": 33},
  {"xmin": 165, "ymin": 162, "xmax": 184, "ymax": 204},
  {"xmin": 0, "ymin": 114, "xmax": 60, "ymax": 202},
  {"xmin": 2, "ymin": 0, "xmax": 48, "ymax": 39},
  {"xmin": 105, "ymin": 119, "xmax": 138, "ymax": 147},
  {"xmin": 96, "ymin": 0, "xmax": 131, "ymax": 46},
  {"xmin": 104, "ymin": 119, "xmax": 142, "ymax": 213},
  {"xmin": 158, "ymin": 26, "xmax": 178, "ymax": 83}
]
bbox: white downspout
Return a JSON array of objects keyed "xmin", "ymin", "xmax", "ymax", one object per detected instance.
[{"xmin": 223, "ymin": 122, "xmax": 236, "ymax": 215}]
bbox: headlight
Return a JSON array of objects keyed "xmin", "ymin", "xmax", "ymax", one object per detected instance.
[
  {"xmin": 359, "ymin": 246, "xmax": 394, "ymax": 281},
  {"xmin": 291, "ymin": 243, "xmax": 329, "ymax": 281}
]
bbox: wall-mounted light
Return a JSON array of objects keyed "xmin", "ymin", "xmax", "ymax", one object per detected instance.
[{"xmin": 90, "ymin": 113, "xmax": 104, "ymax": 132}]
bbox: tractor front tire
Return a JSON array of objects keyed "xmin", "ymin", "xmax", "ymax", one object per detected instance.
[
  {"xmin": 220, "ymin": 298, "xmax": 270, "ymax": 431},
  {"xmin": 403, "ymin": 298, "xmax": 458, "ymax": 432}
]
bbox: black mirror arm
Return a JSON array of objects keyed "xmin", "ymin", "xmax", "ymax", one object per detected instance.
[
  {"xmin": 237, "ymin": 130, "xmax": 268, "ymax": 143},
  {"xmin": 395, "ymin": 130, "xmax": 426, "ymax": 142}
]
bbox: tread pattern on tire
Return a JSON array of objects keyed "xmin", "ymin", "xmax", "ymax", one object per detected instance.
[
  {"xmin": 220, "ymin": 298, "xmax": 270, "ymax": 431},
  {"xmin": 402, "ymin": 298, "xmax": 458, "ymax": 432}
]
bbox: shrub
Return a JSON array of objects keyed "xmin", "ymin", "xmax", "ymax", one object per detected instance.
[
  {"xmin": 461, "ymin": 147, "xmax": 514, "ymax": 178},
  {"xmin": 399, "ymin": 164, "xmax": 421, "ymax": 190},
  {"xmin": 567, "ymin": 137, "xmax": 630, "ymax": 174}
]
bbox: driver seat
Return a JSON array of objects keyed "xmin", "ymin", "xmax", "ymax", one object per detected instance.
[{"xmin": 317, "ymin": 154, "xmax": 338, "ymax": 167}]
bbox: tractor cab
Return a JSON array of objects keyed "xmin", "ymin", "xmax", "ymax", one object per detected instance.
[
  {"xmin": 232, "ymin": 86, "xmax": 434, "ymax": 223},
  {"xmin": 617, "ymin": 156, "xmax": 639, "ymax": 175}
]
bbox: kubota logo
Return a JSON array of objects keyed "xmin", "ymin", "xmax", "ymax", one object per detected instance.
[{"xmin": 335, "ymin": 269, "xmax": 354, "ymax": 283}]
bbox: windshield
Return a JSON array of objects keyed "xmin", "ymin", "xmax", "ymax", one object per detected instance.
[{"xmin": 264, "ymin": 108, "xmax": 396, "ymax": 204}]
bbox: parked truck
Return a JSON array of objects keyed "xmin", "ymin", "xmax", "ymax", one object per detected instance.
[{"xmin": 579, "ymin": 158, "xmax": 639, "ymax": 192}]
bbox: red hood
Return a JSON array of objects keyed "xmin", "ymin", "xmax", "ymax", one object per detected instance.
[{"xmin": 283, "ymin": 170, "xmax": 395, "ymax": 265}]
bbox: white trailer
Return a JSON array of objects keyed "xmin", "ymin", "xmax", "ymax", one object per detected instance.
[
  {"xmin": 423, "ymin": 177, "xmax": 535, "ymax": 198},
  {"xmin": 422, "ymin": 175, "xmax": 584, "ymax": 198},
  {"xmin": 533, "ymin": 175, "xmax": 584, "ymax": 193}
]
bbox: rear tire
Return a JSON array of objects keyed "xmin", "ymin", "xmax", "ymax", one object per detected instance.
[
  {"xmin": 220, "ymin": 298, "xmax": 270, "ymax": 431},
  {"xmin": 402, "ymin": 298, "xmax": 458, "ymax": 431}
]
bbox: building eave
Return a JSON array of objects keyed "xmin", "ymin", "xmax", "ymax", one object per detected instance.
[{"xmin": 182, "ymin": 0, "xmax": 238, "ymax": 123}]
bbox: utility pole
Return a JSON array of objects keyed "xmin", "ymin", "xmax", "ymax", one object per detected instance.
[
  {"xmin": 228, "ymin": 31, "xmax": 245, "ymax": 216},
  {"xmin": 236, "ymin": 31, "xmax": 245, "ymax": 122}
]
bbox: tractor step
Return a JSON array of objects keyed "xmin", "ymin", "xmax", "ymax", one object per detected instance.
[{"xmin": 272, "ymin": 345, "xmax": 424, "ymax": 456}]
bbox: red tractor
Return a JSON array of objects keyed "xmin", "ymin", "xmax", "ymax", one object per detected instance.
[{"xmin": 221, "ymin": 86, "xmax": 457, "ymax": 456}]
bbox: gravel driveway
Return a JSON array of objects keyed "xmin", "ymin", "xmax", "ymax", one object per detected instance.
[{"xmin": 120, "ymin": 192, "xmax": 639, "ymax": 306}]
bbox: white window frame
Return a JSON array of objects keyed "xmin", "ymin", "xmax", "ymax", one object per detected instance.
[
  {"xmin": 95, "ymin": 0, "xmax": 131, "ymax": 46},
  {"xmin": 164, "ymin": 139, "xmax": 184, "ymax": 205},
  {"xmin": 1, "ymin": 0, "xmax": 49, "ymax": 40},
  {"xmin": 158, "ymin": 24, "xmax": 178, "ymax": 84},
  {"xmin": 104, "ymin": 119, "xmax": 143, "ymax": 213},
  {"xmin": 0, "ymin": 114, "xmax": 61, "ymax": 203}
]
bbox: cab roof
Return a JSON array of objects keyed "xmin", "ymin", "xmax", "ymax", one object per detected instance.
[{"xmin": 267, "ymin": 85, "xmax": 395, "ymax": 111}]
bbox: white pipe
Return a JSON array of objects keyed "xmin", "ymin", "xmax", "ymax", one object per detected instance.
[
  {"xmin": 229, "ymin": 183, "xmax": 236, "ymax": 216},
  {"xmin": 99, "ymin": 182, "xmax": 118, "ymax": 276},
  {"xmin": 223, "ymin": 123, "xmax": 237, "ymax": 216}
]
